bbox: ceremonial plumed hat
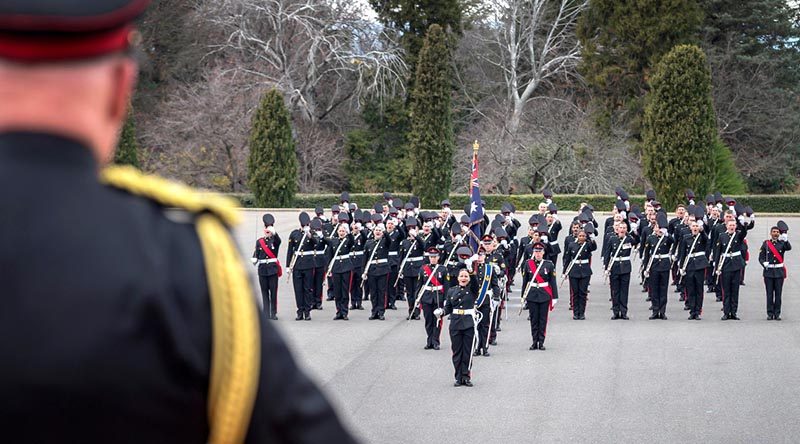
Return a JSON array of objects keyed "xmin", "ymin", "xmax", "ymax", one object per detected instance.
[
  {"xmin": 645, "ymin": 189, "xmax": 657, "ymax": 201},
  {"xmin": 464, "ymin": 204, "xmax": 471, "ymax": 215},
  {"xmin": 727, "ymin": 197, "xmax": 737, "ymax": 206},
  {"xmin": 548, "ymin": 203, "xmax": 558, "ymax": 214},
  {"xmin": 340, "ymin": 192, "xmax": 350, "ymax": 202},
  {"xmin": 577, "ymin": 212, "xmax": 590, "ymax": 223},
  {"xmin": 404, "ymin": 216, "xmax": 417, "ymax": 227},
  {"xmin": 509, "ymin": 202, "xmax": 517, "ymax": 213},
  {"xmin": 310, "ymin": 218, "xmax": 323, "ymax": 230},
  {"xmin": 685, "ymin": 189, "xmax": 696, "ymax": 200},
  {"xmin": 528, "ymin": 214, "xmax": 539, "ymax": 226},
  {"xmin": 615, "ymin": 186, "xmax": 623, "ymax": 197},
  {"xmin": 353, "ymin": 209, "xmax": 363, "ymax": 222},
  {"xmin": 441, "ymin": 199, "xmax": 451, "ymax": 207},
  {"xmin": 493, "ymin": 214, "xmax": 504, "ymax": 223},
  {"xmin": 451, "ymin": 223, "xmax": 463, "ymax": 235},
  {"xmin": 686, "ymin": 204, "xmax": 697, "ymax": 216},
  {"xmin": 262, "ymin": 213, "xmax": 275, "ymax": 226},
  {"xmin": 0, "ymin": 0, "xmax": 151, "ymax": 62},
  {"xmin": 314, "ymin": 206, "xmax": 324, "ymax": 215},
  {"xmin": 693, "ymin": 206, "xmax": 705, "ymax": 219},
  {"xmin": 734, "ymin": 202, "xmax": 745, "ymax": 215},
  {"xmin": 491, "ymin": 219, "xmax": 503, "ymax": 231},
  {"xmin": 656, "ymin": 212, "xmax": 669, "ymax": 228},
  {"xmin": 404, "ymin": 202, "xmax": 415, "ymax": 211},
  {"xmin": 582, "ymin": 224, "xmax": 595, "ymax": 235},
  {"xmin": 501, "ymin": 203, "xmax": 513, "ymax": 214},
  {"xmin": 393, "ymin": 198, "xmax": 404, "ymax": 210},
  {"xmin": 410, "ymin": 196, "xmax": 421, "ymax": 208},
  {"xmin": 331, "ymin": 204, "xmax": 340, "ymax": 213},
  {"xmin": 460, "ymin": 215, "xmax": 471, "ymax": 225},
  {"xmin": 542, "ymin": 188, "xmax": 553, "ymax": 199},
  {"xmin": 584, "ymin": 204, "xmax": 595, "ymax": 212},
  {"xmin": 651, "ymin": 200, "xmax": 662, "ymax": 209},
  {"xmin": 744, "ymin": 206, "xmax": 754, "ymax": 216},
  {"xmin": 618, "ymin": 189, "xmax": 630, "ymax": 202},
  {"xmin": 383, "ymin": 192, "xmax": 393, "ymax": 201},
  {"xmin": 615, "ymin": 200, "xmax": 626, "ymax": 212},
  {"xmin": 388, "ymin": 206, "xmax": 399, "ymax": 215},
  {"xmin": 370, "ymin": 213, "xmax": 383, "ymax": 224},
  {"xmin": 338, "ymin": 212, "xmax": 350, "ymax": 223},
  {"xmin": 714, "ymin": 191, "xmax": 724, "ymax": 204},
  {"xmin": 777, "ymin": 220, "xmax": 789, "ymax": 232},
  {"xmin": 373, "ymin": 203, "xmax": 384, "ymax": 213},
  {"xmin": 705, "ymin": 194, "xmax": 715, "ymax": 205},
  {"xmin": 299, "ymin": 212, "xmax": 311, "ymax": 226},
  {"xmin": 349, "ymin": 203, "xmax": 357, "ymax": 212},
  {"xmin": 494, "ymin": 227, "xmax": 508, "ymax": 239}
]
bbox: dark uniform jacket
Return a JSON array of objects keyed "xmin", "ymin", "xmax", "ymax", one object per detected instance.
[
  {"xmin": 471, "ymin": 261, "xmax": 502, "ymax": 307},
  {"xmin": 642, "ymin": 233, "xmax": 673, "ymax": 273},
  {"xmin": 287, "ymin": 228, "xmax": 317, "ymax": 270},
  {"xmin": 443, "ymin": 284, "xmax": 477, "ymax": 331},
  {"xmin": 312, "ymin": 231, "xmax": 328, "ymax": 269},
  {"xmin": 326, "ymin": 234, "xmax": 354, "ymax": 274},
  {"xmin": 759, "ymin": 239, "xmax": 792, "ymax": 278},
  {"xmin": 547, "ymin": 221, "xmax": 562, "ymax": 255},
  {"xmin": 713, "ymin": 230, "xmax": 747, "ymax": 272},
  {"xmin": 0, "ymin": 133, "xmax": 354, "ymax": 444},
  {"xmin": 386, "ymin": 229, "xmax": 402, "ymax": 266},
  {"xmin": 399, "ymin": 235, "xmax": 426, "ymax": 277},
  {"xmin": 415, "ymin": 264, "xmax": 449, "ymax": 305},
  {"xmin": 562, "ymin": 239, "xmax": 597, "ymax": 278},
  {"xmin": 363, "ymin": 236, "xmax": 391, "ymax": 276},
  {"xmin": 351, "ymin": 228, "xmax": 368, "ymax": 271},
  {"xmin": 521, "ymin": 259, "xmax": 559, "ymax": 303},
  {"xmin": 603, "ymin": 235, "xmax": 636, "ymax": 275},
  {"xmin": 252, "ymin": 234, "xmax": 281, "ymax": 276},
  {"xmin": 677, "ymin": 232, "xmax": 710, "ymax": 271}
]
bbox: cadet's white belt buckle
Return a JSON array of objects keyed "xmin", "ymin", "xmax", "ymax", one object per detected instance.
[
  {"xmin": 653, "ymin": 254, "xmax": 670, "ymax": 259},
  {"xmin": 766, "ymin": 263, "xmax": 784, "ymax": 268},
  {"xmin": 388, "ymin": 251, "xmax": 399, "ymax": 256},
  {"xmin": 723, "ymin": 251, "xmax": 742, "ymax": 258},
  {"xmin": 407, "ymin": 256, "xmax": 424, "ymax": 262},
  {"xmin": 689, "ymin": 251, "xmax": 706, "ymax": 258},
  {"xmin": 335, "ymin": 253, "xmax": 351, "ymax": 260},
  {"xmin": 453, "ymin": 309, "xmax": 475, "ymax": 315},
  {"xmin": 257, "ymin": 258, "xmax": 278, "ymax": 264},
  {"xmin": 370, "ymin": 259, "xmax": 388, "ymax": 265},
  {"xmin": 613, "ymin": 257, "xmax": 631, "ymax": 262},
  {"xmin": 531, "ymin": 282, "xmax": 549, "ymax": 288},
  {"xmin": 573, "ymin": 259, "xmax": 589, "ymax": 264},
  {"xmin": 423, "ymin": 285, "xmax": 443, "ymax": 291}
]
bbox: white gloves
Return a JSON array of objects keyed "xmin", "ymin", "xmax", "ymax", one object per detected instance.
[
  {"xmin": 315, "ymin": 230, "xmax": 323, "ymax": 238},
  {"xmin": 679, "ymin": 269, "xmax": 686, "ymax": 276},
  {"xmin": 631, "ymin": 222, "xmax": 639, "ymax": 232},
  {"xmin": 541, "ymin": 235, "xmax": 549, "ymax": 243},
  {"xmin": 659, "ymin": 228, "xmax": 668, "ymax": 236},
  {"xmin": 500, "ymin": 239, "xmax": 508, "ymax": 248},
  {"xmin": 545, "ymin": 198, "xmax": 552, "ymax": 205},
  {"xmin": 250, "ymin": 257, "xmax": 258, "ymax": 265},
  {"xmin": 266, "ymin": 226, "xmax": 276, "ymax": 236},
  {"xmin": 697, "ymin": 219, "xmax": 704, "ymax": 228},
  {"xmin": 455, "ymin": 234, "xmax": 463, "ymax": 243},
  {"xmin": 689, "ymin": 199, "xmax": 695, "ymax": 206},
  {"xmin": 763, "ymin": 262, "xmax": 770, "ymax": 268},
  {"xmin": 367, "ymin": 222, "xmax": 374, "ymax": 230},
  {"xmin": 303, "ymin": 225, "xmax": 310, "ymax": 234},
  {"xmin": 434, "ymin": 308, "xmax": 444, "ymax": 317},
  {"xmin": 409, "ymin": 228, "xmax": 418, "ymax": 238},
  {"xmin": 551, "ymin": 299, "xmax": 558, "ymax": 309},
  {"xmin": 779, "ymin": 233, "xmax": 789, "ymax": 242},
  {"xmin": 465, "ymin": 254, "xmax": 479, "ymax": 269}
]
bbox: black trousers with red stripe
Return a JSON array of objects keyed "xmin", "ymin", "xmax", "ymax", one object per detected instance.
[
  {"xmin": 721, "ymin": 270, "xmax": 741, "ymax": 316},
  {"xmin": 258, "ymin": 274, "xmax": 278, "ymax": 318},
  {"xmin": 350, "ymin": 267, "xmax": 364, "ymax": 307},
  {"xmin": 685, "ymin": 269, "xmax": 705, "ymax": 316},
  {"xmin": 368, "ymin": 274, "xmax": 388, "ymax": 317},
  {"xmin": 331, "ymin": 271, "xmax": 352, "ymax": 317},
  {"xmin": 528, "ymin": 300, "xmax": 550, "ymax": 345},
  {"xmin": 765, "ymin": 277, "xmax": 785, "ymax": 317},
  {"xmin": 450, "ymin": 325, "xmax": 474, "ymax": 382},
  {"xmin": 421, "ymin": 301, "xmax": 443, "ymax": 347},
  {"xmin": 569, "ymin": 276, "xmax": 590, "ymax": 318},
  {"xmin": 648, "ymin": 269, "xmax": 669, "ymax": 316},
  {"xmin": 403, "ymin": 275, "xmax": 420, "ymax": 316}
]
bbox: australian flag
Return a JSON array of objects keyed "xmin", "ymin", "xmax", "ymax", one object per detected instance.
[{"xmin": 469, "ymin": 148, "xmax": 483, "ymax": 252}]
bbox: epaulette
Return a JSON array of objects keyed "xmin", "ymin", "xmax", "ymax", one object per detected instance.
[
  {"xmin": 100, "ymin": 165, "xmax": 240, "ymax": 227},
  {"xmin": 101, "ymin": 165, "xmax": 258, "ymax": 444}
]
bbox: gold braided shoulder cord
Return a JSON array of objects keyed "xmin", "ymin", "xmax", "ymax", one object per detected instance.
[{"xmin": 101, "ymin": 166, "xmax": 260, "ymax": 444}]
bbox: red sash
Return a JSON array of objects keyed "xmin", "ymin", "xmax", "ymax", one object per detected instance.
[
  {"xmin": 422, "ymin": 265, "xmax": 442, "ymax": 288},
  {"xmin": 258, "ymin": 238, "xmax": 283, "ymax": 277},
  {"xmin": 526, "ymin": 259, "xmax": 553, "ymax": 298},
  {"xmin": 765, "ymin": 240, "xmax": 787, "ymax": 278}
]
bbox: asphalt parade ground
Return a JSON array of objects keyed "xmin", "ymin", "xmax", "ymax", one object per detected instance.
[{"xmin": 233, "ymin": 210, "xmax": 800, "ymax": 444}]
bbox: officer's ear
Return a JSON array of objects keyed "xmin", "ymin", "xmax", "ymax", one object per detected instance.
[{"xmin": 107, "ymin": 56, "xmax": 138, "ymax": 124}]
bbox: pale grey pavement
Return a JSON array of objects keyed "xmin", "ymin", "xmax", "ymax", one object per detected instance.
[{"xmin": 233, "ymin": 210, "xmax": 800, "ymax": 444}]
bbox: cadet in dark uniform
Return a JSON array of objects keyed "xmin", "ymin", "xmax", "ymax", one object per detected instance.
[
  {"xmin": 349, "ymin": 211, "xmax": 368, "ymax": 310},
  {"xmin": 385, "ymin": 216, "xmax": 403, "ymax": 308},
  {"xmin": 472, "ymin": 235, "xmax": 502, "ymax": 357},
  {"xmin": 363, "ymin": 222, "xmax": 391, "ymax": 320},
  {"xmin": 435, "ymin": 268, "xmax": 478, "ymax": 387},
  {"xmin": 287, "ymin": 212, "xmax": 318, "ymax": 320},
  {"xmin": 310, "ymin": 218, "xmax": 328, "ymax": 309},
  {"xmin": 251, "ymin": 213, "xmax": 281, "ymax": 320},
  {"xmin": 545, "ymin": 204, "xmax": 562, "ymax": 267},
  {"xmin": 642, "ymin": 213, "xmax": 673, "ymax": 320},
  {"xmin": 603, "ymin": 223, "xmax": 636, "ymax": 320},
  {"xmin": 399, "ymin": 217, "xmax": 426, "ymax": 319},
  {"xmin": 677, "ymin": 219, "xmax": 710, "ymax": 320},
  {"xmin": 562, "ymin": 225, "xmax": 597, "ymax": 320},
  {"xmin": 415, "ymin": 247, "xmax": 449, "ymax": 350},
  {"xmin": 0, "ymin": 2, "xmax": 355, "ymax": 442},
  {"xmin": 485, "ymin": 232, "xmax": 507, "ymax": 346},
  {"xmin": 326, "ymin": 219, "xmax": 354, "ymax": 320},
  {"xmin": 713, "ymin": 219, "xmax": 748, "ymax": 320},
  {"xmin": 521, "ymin": 242, "xmax": 559, "ymax": 350},
  {"xmin": 759, "ymin": 222, "xmax": 791, "ymax": 320}
]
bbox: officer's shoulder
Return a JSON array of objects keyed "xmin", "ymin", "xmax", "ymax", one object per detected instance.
[{"xmin": 100, "ymin": 165, "xmax": 239, "ymax": 227}]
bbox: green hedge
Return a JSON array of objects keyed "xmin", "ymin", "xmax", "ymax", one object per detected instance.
[{"xmin": 227, "ymin": 193, "xmax": 800, "ymax": 213}]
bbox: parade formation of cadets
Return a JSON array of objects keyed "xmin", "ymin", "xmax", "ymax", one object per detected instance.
[{"xmin": 251, "ymin": 188, "xmax": 792, "ymax": 386}]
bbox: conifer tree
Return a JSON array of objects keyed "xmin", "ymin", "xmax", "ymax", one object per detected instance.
[
  {"xmin": 248, "ymin": 89, "xmax": 297, "ymax": 207},
  {"xmin": 115, "ymin": 110, "xmax": 140, "ymax": 168}
]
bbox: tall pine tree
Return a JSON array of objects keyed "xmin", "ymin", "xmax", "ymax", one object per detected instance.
[
  {"xmin": 577, "ymin": 1, "xmax": 702, "ymax": 139},
  {"xmin": 248, "ymin": 89, "xmax": 297, "ymax": 207},
  {"xmin": 642, "ymin": 45, "xmax": 716, "ymax": 208},
  {"xmin": 114, "ymin": 110, "xmax": 140, "ymax": 168},
  {"xmin": 408, "ymin": 24, "xmax": 454, "ymax": 205}
]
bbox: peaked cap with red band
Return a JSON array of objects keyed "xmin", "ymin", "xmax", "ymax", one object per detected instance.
[{"xmin": 0, "ymin": 0, "xmax": 151, "ymax": 62}]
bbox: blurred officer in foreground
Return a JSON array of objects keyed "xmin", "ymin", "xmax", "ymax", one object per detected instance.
[{"xmin": 0, "ymin": 1, "xmax": 356, "ymax": 443}]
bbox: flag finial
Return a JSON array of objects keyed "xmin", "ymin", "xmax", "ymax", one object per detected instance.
[{"xmin": 473, "ymin": 140, "xmax": 479, "ymax": 153}]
